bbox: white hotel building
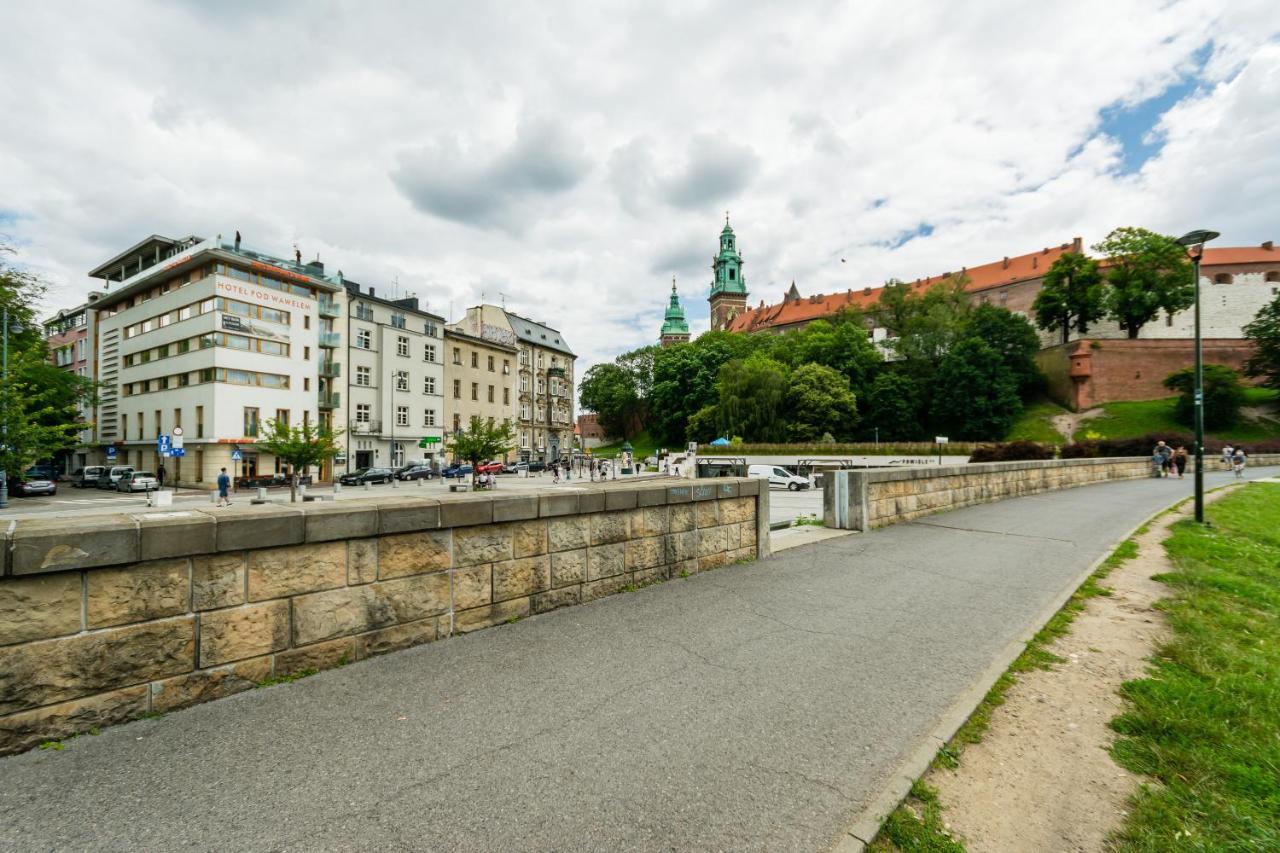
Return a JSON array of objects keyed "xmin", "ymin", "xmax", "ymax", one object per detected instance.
[{"xmin": 88, "ymin": 235, "xmax": 345, "ymax": 486}]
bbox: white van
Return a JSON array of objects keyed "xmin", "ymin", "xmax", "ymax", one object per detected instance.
[{"xmin": 748, "ymin": 464, "xmax": 811, "ymax": 491}]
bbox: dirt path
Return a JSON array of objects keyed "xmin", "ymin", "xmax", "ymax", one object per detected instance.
[
  {"xmin": 925, "ymin": 491, "xmax": 1232, "ymax": 852},
  {"xmin": 1049, "ymin": 407, "xmax": 1104, "ymax": 443}
]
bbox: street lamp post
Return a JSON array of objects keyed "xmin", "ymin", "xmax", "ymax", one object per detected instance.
[
  {"xmin": 1177, "ymin": 229, "xmax": 1220, "ymax": 524},
  {"xmin": 0, "ymin": 309, "xmax": 10, "ymax": 509}
]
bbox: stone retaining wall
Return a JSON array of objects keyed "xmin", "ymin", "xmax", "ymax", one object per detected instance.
[
  {"xmin": 823, "ymin": 457, "xmax": 1154, "ymax": 530},
  {"xmin": 0, "ymin": 479, "xmax": 767, "ymax": 755}
]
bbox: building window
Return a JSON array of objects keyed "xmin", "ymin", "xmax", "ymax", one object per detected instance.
[
  {"xmin": 487, "ymin": 355, "xmax": 495, "ymax": 372},
  {"xmin": 488, "ymin": 385, "xmax": 495, "ymax": 403},
  {"xmin": 423, "ymin": 376, "xmax": 436, "ymax": 395},
  {"xmin": 452, "ymin": 348, "xmax": 461, "ymax": 365},
  {"xmin": 304, "ymin": 377, "xmax": 310, "ymax": 391},
  {"xmin": 538, "ymin": 378, "xmax": 545, "ymax": 394},
  {"xmin": 397, "ymin": 336, "xmax": 409, "ymax": 357},
  {"xmin": 424, "ymin": 321, "xmax": 437, "ymax": 337},
  {"xmin": 424, "ymin": 344, "xmax": 436, "ymax": 362},
  {"xmin": 503, "ymin": 388, "xmax": 510, "ymax": 405},
  {"xmin": 275, "ymin": 409, "xmax": 290, "ymax": 427},
  {"xmin": 396, "ymin": 406, "xmax": 409, "ymax": 427},
  {"xmin": 244, "ymin": 407, "xmax": 260, "ymax": 438},
  {"xmin": 423, "ymin": 409, "xmax": 436, "ymax": 427},
  {"xmin": 304, "ymin": 315, "xmax": 311, "ymax": 330},
  {"xmin": 471, "ymin": 382, "xmax": 478, "ymax": 401},
  {"xmin": 391, "ymin": 313, "xmax": 406, "ymax": 329},
  {"xmin": 537, "ymin": 352, "xmax": 544, "ymax": 368},
  {"xmin": 356, "ymin": 328, "xmax": 372, "ymax": 349},
  {"xmin": 999, "ymin": 291, "xmax": 1008, "ymax": 304},
  {"xmin": 1214, "ymin": 273, "xmax": 1233, "ymax": 284},
  {"xmin": 303, "ymin": 345, "xmax": 310, "ymax": 360},
  {"xmin": 453, "ymin": 379, "xmax": 461, "ymax": 399},
  {"xmin": 1265, "ymin": 271, "xmax": 1280, "ymax": 283},
  {"xmin": 355, "ymin": 404, "xmax": 371, "ymax": 423},
  {"xmin": 471, "ymin": 352, "xmax": 479, "ymax": 368},
  {"xmin": 196, "ymin": 406, "xmax": 204, "ymax": 438},
  {"xmin": 356, "ymin": 366, "xmax": 371, "ymax": 386},
  {"xmin": 452, "ymin": 413, "xmax": 461, "ymax": 432},
  {"xmin": 395, "ymin": 372, "xmax": 409, "ymax": 392}
]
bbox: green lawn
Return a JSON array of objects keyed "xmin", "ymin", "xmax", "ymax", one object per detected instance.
[
  {"xmin": 1109, "ymin": 483, "xmax": 1280, "ymax": 850},
  {"xmin": 587, "ymin": 430, "xmax": 660, "ymax": 459},
  {"xmin": 1005, "ymin": 399, "xmax": 1071, "ymax": 443},
  {"xmin": 1080, "ymin": 394, "xmax": 1280, "ymax": 443}
]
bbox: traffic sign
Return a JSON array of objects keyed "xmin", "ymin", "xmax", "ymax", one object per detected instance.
[
  {"xmin": 170, "ymin": 448, "xmax": 185, "ymax": 457},
  {"xmin": 171, "ymin": 426, "xmax": 184, "ymax": 450},
  {"xmin": 106, "ymin": 447, "xmax": 118, "ymax": 459},
  {"xmin": 231, "ymin": 449, "xmax": 243, "ymax": 461},
  {"xmin": 157, "ymin": 434, "xmax": 171, "ymax": 452}
]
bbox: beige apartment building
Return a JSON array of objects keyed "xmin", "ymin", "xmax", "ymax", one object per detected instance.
[{"xmin": 442, "ymin": 327, "xmax": 518, "ymax": 459}]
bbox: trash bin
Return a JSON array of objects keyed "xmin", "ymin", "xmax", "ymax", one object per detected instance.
[{"xmin": 257, "ymin": 487, "xmax": 268, "ymax": 501}]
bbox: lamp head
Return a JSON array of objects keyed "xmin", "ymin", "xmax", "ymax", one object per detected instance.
[{"xmin": 1177, "ymin": 230, "xmax": 1219, "ymax": 261}]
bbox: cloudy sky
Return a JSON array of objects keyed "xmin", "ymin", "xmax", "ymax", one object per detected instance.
[{"xmin": 2, "ymin": 1, "xmax": 1278, "ymax": 371}]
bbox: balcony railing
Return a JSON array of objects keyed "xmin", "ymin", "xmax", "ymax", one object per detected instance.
[
  {"xmin": 319, "ymin": 361, "xmax": 341, "ymax": 378},
  {"xmin": 349, "ymin": 419, "xmax": 383, "ymax": 434},
  {"xmin": 318, "ymin": 391, "xmax": 340, "ymax": 410},
  {"xmin": 318, "ymin": 300, "xmax": 341, "ymax": 319},
  {"xmin": 354, "ymin": 308, "xmax": 374, "ymax": 322},
  {"xmin": 318, "ymin": 332, "xmax": 342, "ymax": 348}
]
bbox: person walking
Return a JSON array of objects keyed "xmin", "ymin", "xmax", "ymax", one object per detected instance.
[
  {"xmin": 216, "ymin": 467, "xmax": 232, "ymax": 506},
  {"xmin": 1153, "ymin": 440, "xmax": 1173, "ymax": 478},
  {"xmin": 1173, "ymin": 445, "xmax": 1189, "ymax": 479},
  {"xmin": 552, "ymin": 462, "xmax": 560, "ymax": 484},
  {"xmin": 1222, "ymin": 444, "xmax": 1234, "ymax": 470},
  {"xmin": 157, "ymin": 463, "xmax": 166, "ymax": 488},
  {"xmin": 234, "ymin": 230, "xmax": 241, "ymax": 251},
  {"xmin": 1233, "ymin": 447, "xmax": 1248, "ymax": 478}
]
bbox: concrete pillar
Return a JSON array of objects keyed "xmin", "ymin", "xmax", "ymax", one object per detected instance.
[
  {"xmin": 823, "ymin": 470, "xmax": 868, "ymax": 531},
  {"xmin": 755, "ymin": 485, "xmax": 771, "ymax": 559}
]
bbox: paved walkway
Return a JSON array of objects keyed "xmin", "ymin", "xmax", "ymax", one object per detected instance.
[{"xmin": 1, "ymin": 469, "xmax": 1269, "ymax": 852}]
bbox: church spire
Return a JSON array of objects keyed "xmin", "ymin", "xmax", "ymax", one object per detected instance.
[
  {"xmin": 659, "ymin": 276, "xmax": 690, "ymax": 346},
  {"xmin": 709, "ymin": 215, "xmax": 748, "ymax": 330}
]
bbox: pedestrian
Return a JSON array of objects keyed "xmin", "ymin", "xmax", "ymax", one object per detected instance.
[
  {"xmin": 1173, "ymin": 445, "xmax": 1189, "ymax": 479},
  {"xmin": 295, "ymin": 245, "xmax": 302, "ymax": 264},
  {"xmin": 1151, "ymin": 442, "xmax": 1165, "ymax": 478},
  {"xmin": 1233, "ymin": 447, "xmax": 1247, "ymax": 478},
  {"xmin": 1153, "ymin": 440, "xmax": 1173, "ymax": 478},
  {"xmin": 234, "ymin": 230, "xmax": 241, "ymax": 251},
  {"xmin": 216, "ymin": 467, "xmax": 232, "ymax": 506},
  {"xmin": 1222, "ymin": 444, "xmax": 1234, "ymax": 470},
  {"xmin": 157, "ymin": 463, "xmax": 166, "ymax": 488},
  {"xmin": 552, "ymin": 462, "xmax": 560, "ymax": 484}
]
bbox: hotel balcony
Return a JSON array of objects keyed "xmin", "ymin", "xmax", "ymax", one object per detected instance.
[
  {"xmin": 349, "ymin": 419, "xmax": 383, "ymax": 435},
  {"xmin": 319, "ymin": 361, "xmax": 341, "ymax": 378},
  {"xmin": 318, "ymin": 331, "xmax": 342, "ymax": 348},
  {"xmin": 318, "ymin": 391, "xmax": 341, "ymax": 410},
  {"xmin": 318, "ymin": 300, "xmax": 341, "ymax": 319}
]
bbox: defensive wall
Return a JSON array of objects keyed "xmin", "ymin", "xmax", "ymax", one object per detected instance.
[
  {"xmin": 0, "ymin": 479, "xmax": 768, "ymax": 754},
  {"xmin": 822, "ymin": 454, "xmax": 1280, "ymax": 530}
]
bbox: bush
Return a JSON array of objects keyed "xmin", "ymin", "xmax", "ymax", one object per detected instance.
[
  {"xmin": 969, "ymin": 440, "xmax": 1057, "ymax": 462},
  {"xmin": 1162, "ymin": 364, "xmax": 1245, "ymax": 430},
  {"xmin": 1059, "ymin": 432, "xmax": 1280, "ymax": 458}
]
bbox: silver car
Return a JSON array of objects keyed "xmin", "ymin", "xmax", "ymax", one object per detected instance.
[{"xmin": 118, "ymin": 471, "xmax": 159, "ymax": 493}]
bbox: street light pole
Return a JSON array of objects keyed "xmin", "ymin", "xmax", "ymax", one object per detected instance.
[
  {"xmin": 0, "ymin": 308, "xmax": 9, "ymax": 509},
  {"xmin": 1177, "ymin": 229, "xmax": 1220, "ymax": 524}
]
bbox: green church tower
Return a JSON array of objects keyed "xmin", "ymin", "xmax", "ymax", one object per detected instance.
[
  {"xmin": 709, "ymin": 213, "xmax": 748, "ymax": 330},
  {"xmin": 659, "ymin": 277, "xmax": 691, "ymax": 347}
]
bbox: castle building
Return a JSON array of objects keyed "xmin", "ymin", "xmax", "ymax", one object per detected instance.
[
  {"xmin": 659, "ymin": 277, "xmax": 690, "ymax": 346},
  {"xmin": 708, "ymin": 215, "xmax": 748, "ymax": 331}
]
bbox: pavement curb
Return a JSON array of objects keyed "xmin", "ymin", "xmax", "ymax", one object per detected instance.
[{"xmin": 827, "ymin": 486, "xmax": 1226, "ymax": 852}]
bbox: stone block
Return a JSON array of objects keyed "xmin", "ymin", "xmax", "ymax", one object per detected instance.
[
  {"xmin": 292, "ymin": 573, "xmax": 451, "ymax": 645},
  {"xmin": 492, "ymin": 494, "xmax": 539, "ymax": 523},
  {"xmin": 149, "ymin": 657, "xmax": 271, "ymax": 714},
  {"xmin": 348, "ymin": 538, "xmax": 378, "ymax": 585},
  {"xmin": 665, "ymin": 531, "xmax": 697, "ymax": 564},
  {"xmin": 247, "ymin": 541, "xmax": 346, "ymax": 601},
  {"xmin": 730, "ymin": 547, "xmax": 757, "ymax": 564},
  {"xmin": 306, "ymin": 501, "xmax": 379, "ymax": 542},
  {"xmin": 452, "ymin": 563, "xmax": 493, "ymax": 610},
  {"xmin": 192, "ymin": 553, "xmax": 246, "ymax": 610},
  {"xmin": 372, "ymin": 497, "xmax": 439, "ymax": 535},
  {"xmin": 695, "ymin": 501, "xmax": 720, "ymax": 529},
  {"xmin": 625, "ymin": 536, "xmax": 664, "ymax": 571},
  {"xmin": 582, "ymin": 575, "xmax": 628, "ymax": 602},
  {"xmin": 548, "ymin": 516, "xmax": 589, "ymax": 552},
  {"xmin": 199, "ymin": 601, "xmax": 289, "ymax": 668},
  {"xmin": 604, "ymin": 489, "xmax": 638, "ymax": 511},
  {"xmin": 0, "ymin": 685, "xmax": 149, "ymax": 757},
  {"xmin": 629, "ymin": 506, "xmax": 669, "ymax": 538},
  {"xmin": 538, "ymin": 492, "xmax": 579, "ymax": 518},
  {"xmin": 666, "ymin": 485, "xmax": 692, "ymax": 504},
  {"xmin": 453, "ymin": 597, "xmax": 530, "ymax": 634},
  {"xmin": 10, "ymin": 515, "xmax": 138, "ymax": 575},
  {"xmin": 740, "ymin": 521, "xmax": 758, "ymax": 550},
  {"xmin": 378, "ymin": 530, "xmax": 451, "ymax": 579},
  {"xmin": 692, "ymin": 484, "xmax": 716, "ymax": 501},
  {"xmin": 587, "ymin": 543, "xmax": 625, "ymax": 581},
  {"xmin": 698, "ymin": 552, "xmax": 729, "ymax": 572},
  {"xmin": 532, "ymin": 586, "xmax": 582, "ymax": 614},
  {"xmin": 438, "ymin": 494, "xmax": 493, "ymax": 528},
  {"xmin": 0, "ymin": 571, "xmax": 81, "ymax": 645},
  {"xmin": 715, "ymin": 480, "xmax": 740, "ymax": 499},
  {"xmin": 354, "ymin": 618, "xmax": 438, "ymax": 659},
  {"xmin": 589, "ymin": 511, "xmax": 629, "ymax": 546},
  {"xmin": 274, "ymin": 636, "xmax": 357, "ymax": 676},
  {"xmin": 576, "ymin": 490, "xmax": 605, "ymax": 514},
  {"xmin": 720, "ymin": 496, "xmax": 754, "ymax": 525},
  {"xmin": 738, "ymin": 477, "xmax": 760, "ymax": 496},
  {"xmin": 670, "ymin": 504, "xmax": 695, "ymax": 533},
  {"xmin": 512, "ymin": 520, "xmax": 548, "ymax": 558},
  {"xmin": 454, "ymin": 524, "xmax": 513, "ymax": 567},
  {"xmin": 210, "ymin": 505, "xmax": 304, "ymax": 553},
  {"xmin": 492, "ymin": 556, "xmax": 550, "ymax": 602},
  {"xmin": 631, "ymin": 565, "xmax": 667, "ymax": 585},
  {"xmin": 635, "ymin": 485, "xmax": 668, "ymax": 507},
  {"xmin": 672, "ymin": 559, "xmax": 699, "ymax": 578},
  {"xmin": 697, "ymin": 525, "xmax": 732, "ymax": 558},
  {"xmin": 551, "ymin": 549, "xmax": 587, "ymax": 588},
  {"xmin": 0, "ymin": 616, "xmax": 195, "ymax": 714},
  {"xmin": 136, "ymin": 512, "xmax": 215, "ymax": 562},
  {"xmin": 87, "ymin": 558, "xmax": 190, "ymax": 629}
]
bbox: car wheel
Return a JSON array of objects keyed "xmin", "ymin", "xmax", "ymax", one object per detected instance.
[{"xmin": 788, "ymin": 482, "xmax": 799, "ymax": 491}]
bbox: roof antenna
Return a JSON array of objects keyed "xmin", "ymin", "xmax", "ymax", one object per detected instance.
[{"xmin": 499, "ymin": 291, "xmax": 507, "ymax": 308}]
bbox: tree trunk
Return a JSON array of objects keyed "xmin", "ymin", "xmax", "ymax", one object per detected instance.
[
  {"xmin": 1128, "ymin": 325, "xmax": 1140, "ymax": 340},
  {"xmin": 1061, "ymin": 324, "xmax": 1069, "ymax": 345},
  {"xmin": 289, "ymin": 467, "xmax": 297, "ymax": 503}
]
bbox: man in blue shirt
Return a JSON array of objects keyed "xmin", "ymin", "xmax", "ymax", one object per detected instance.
[{"xmin": 217, "ymin": 467, "xmax": 232, "ymax": 506}]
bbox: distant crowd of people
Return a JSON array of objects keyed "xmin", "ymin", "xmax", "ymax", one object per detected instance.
[{"xmin": 1150, "ymin": 441, "xmax": 1249, "ymax": 479}]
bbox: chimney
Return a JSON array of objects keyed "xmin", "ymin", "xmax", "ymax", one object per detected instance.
[
  {"xmin": 1042, "ymin": 247, "xmax": 1049, "ymax": 254},
  {"xmin": 369, "ymin": 287, "xmax": 375, "ymax": 297},
  {"xmin": 1073, "ymin": 236, "xmax": 1083, "ymax": 252},
  {"xmin": 863, "ymin": 286, "xmax": 872, "ymax": 295},
  {"xmin": 86, "ymin": 292, "xmax": 101, "ymax": 303},
  {"xmin": 1264, "ymin": 240, "xmax": 1275, "ymax": 250},
  {"xmin": 1032, "ymin": 256, "xmax": 1038, "ymax": 269},
  {"xmin": 1003, "ymin": 257, "xmax": 1009, "ymax": 269}
]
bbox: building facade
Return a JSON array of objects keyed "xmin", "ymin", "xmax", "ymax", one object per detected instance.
[
  {"xmin": 41, "ymin": 297, "xmax": 99, "ymax": 473},
  {"xmin": 659, "ymin": 277, "xmax": 690, "ymax": 346},
  {"xmin": 87, "ymin": 234, "xmax": 344, "ymax": 486},
  {"xmin": 343, "ymin": 282, "xmax": 446, "ymax": 472},
  {"xmin": 442, "ymin": 327, "xmax": 518, "ymax": 456},
  {"xmin": 448, "ymin": 305, "xmax": 575, "ymax": 462},
  {"xmin": 708, "ymin": 216, "xmax": 749, "ymax": 331}
]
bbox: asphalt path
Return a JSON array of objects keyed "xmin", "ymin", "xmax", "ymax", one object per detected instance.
[{"xmin": 2, "ymin": 468, "xmax": 1269, "ymax": 852}]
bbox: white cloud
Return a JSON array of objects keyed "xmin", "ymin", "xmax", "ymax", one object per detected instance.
[{"xmin": 0, "ymin": 0, "xmax": 1277, "ymax": 378}]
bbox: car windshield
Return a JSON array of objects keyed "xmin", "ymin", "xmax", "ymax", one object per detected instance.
[{"xmin": 351, "ymin": 469, "xmax": 371, "ymax": 475}]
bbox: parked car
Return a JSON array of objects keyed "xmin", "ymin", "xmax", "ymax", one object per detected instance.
[
  {"xmin": 71, "ymin": 465, "xmax": 107, "ymax": 488},
  {"xmin": 475, "ymin": 461, "xmax": 504, "ymax": 475},
  {"xmin": 8, "ymin": 474, "xmax": 57, "ymax": 496},
  {"xmin": 339, "ymin": 467, "xmax": 394, "ymax": 486},
  {"xmin": 396, "ymin": 463, "xmax": 436, "ymax": 481},
  {"xmin": 236, "ymin": 473, "xmax": 313, "ymax": 489},
  {"xmin": 26, "ymin": 463, "xmax": 58, "ymax": 481},
  {"xmin": 525, "ymin": 460, "xmax": 547, "ymax": 473},
  {"xmin": 441, "ymin": 463, "xmax": 473, "ymax": 479},
  {"xmin": 117, "ymin": 471, "xmax": 159, "ymax": 493},
  {"xmin": 97, "ymin": 466, "xmax": 134, "ymax": 489},
  {"xmin": 747, "ymin": 464, "xmax": 812, "ymax": 491}
]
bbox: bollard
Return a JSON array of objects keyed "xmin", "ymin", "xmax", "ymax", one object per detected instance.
[
  {"xmin": 211, "ymin": 490, "xmax": 218, "ymax": 504},
  {"xmin": 298, "ymin": 484, "xmax": 307, "ymax": 500},
  {"xmin": 363, "ymin": 481, "xmax": 370, "ymax": 491},
  {"xmin": 334, "ymin": 482, "xmax": 342, "ymax": 495},
  {"xmin": 417, "ymin": 477, "xmax": 424, "ymax": 487}
]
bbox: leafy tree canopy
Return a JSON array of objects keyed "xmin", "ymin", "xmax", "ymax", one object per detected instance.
[
  {"xmin": 1162, "ymin": 364, "xmax": 1245, "ymax": 431},
  {"xmin": 446, "ymin": 416, "xmax": 515, "ymax": 485},
  {"xmin": 964, "ymin": 303, "xmax": 1043, "ymax": 397},
  {"xmin": 716, "ymin": 355, "xmax": 789, "ymax": 443},
  {"xmin": 255, "ymin": 419, "xmax": 344, "ymax": 501},
  {"xmin": 784, "ymin": 363, "xmax": 858, "ymax": 442},
  {"xmin": 1033, "ymin": 251, "xmax": 1106, "ymax": 344},
  {"xmin": 578, "ymin": 362, "xmax": 641, "ymax": 440},
  {"xmin": 863, "ymin": 371, "xmax": 924, "ymax": 441},
  {"xmin": 930, "ymin": 339, "xmax": 1022, "ymax": 440},
  {"xmin": 1094, "ymin": 227, "xmax": 1193, "ymax": 339},
  {"xmin": 1243, "ymin": 293, "xmax": 1280, "ymax": 393}
]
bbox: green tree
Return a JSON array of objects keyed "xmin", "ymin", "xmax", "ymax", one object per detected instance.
[
  {"xmin": 1162, "ymin": 364, "xmax": 1245, "ymax": 431},
  {"xmin": 881, "ymin": 276, "xmax": 972, "ymax": 376},
  {"xmin": 784, "ymin": 363, "xmax": 858, "ymax": 441},
  {"xmin": 1033, "ymin": 251, "xmax": 1106, "ymax": 344},
  {"xmin": 762, "ymin": 310, "xmax": 881, "ymax": 397},
  {"xmin": 1243, "ymin": 293, "xmax": 1280, "ymax": 392},
  {"xmin": 716, "ymin": 355, "xmax": 789, "ymax": 442},
  {"xmin": 930, "ymin": 339, "xmax": 1022, "ymax": 439},
  {"xmin": 255, "ymin": 419, "xmax": 344, "ymax": 502},
  {"xmin": 964, "ymin": 304, "xmax": 1042, "ymax": 397},
  {"xmin": 863, "ymin": 371, "xmax": 924, "ymax": 441},
  {"xmin": 1094, "ymin": 227, "xmax": 1193, "ymax": 339},
  {"xmin": 578, "ymin": 362, "xmax": 640, "ymax": 440},
  {"xmin": 686, "ymin": 404, "xmax": 719, "ymax": 443},
  {"xmin": 650, "ymin": 331, "xmax": 756, "ymax": 445},
  {"xmin": 446, "ymin": 416, "xmax": 515, "ymax": 486}
]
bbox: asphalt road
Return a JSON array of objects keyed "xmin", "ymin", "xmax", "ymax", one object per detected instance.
[{"xmin": 2, "ymin": 469, "xmax": 1268, "ymax": 852}]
